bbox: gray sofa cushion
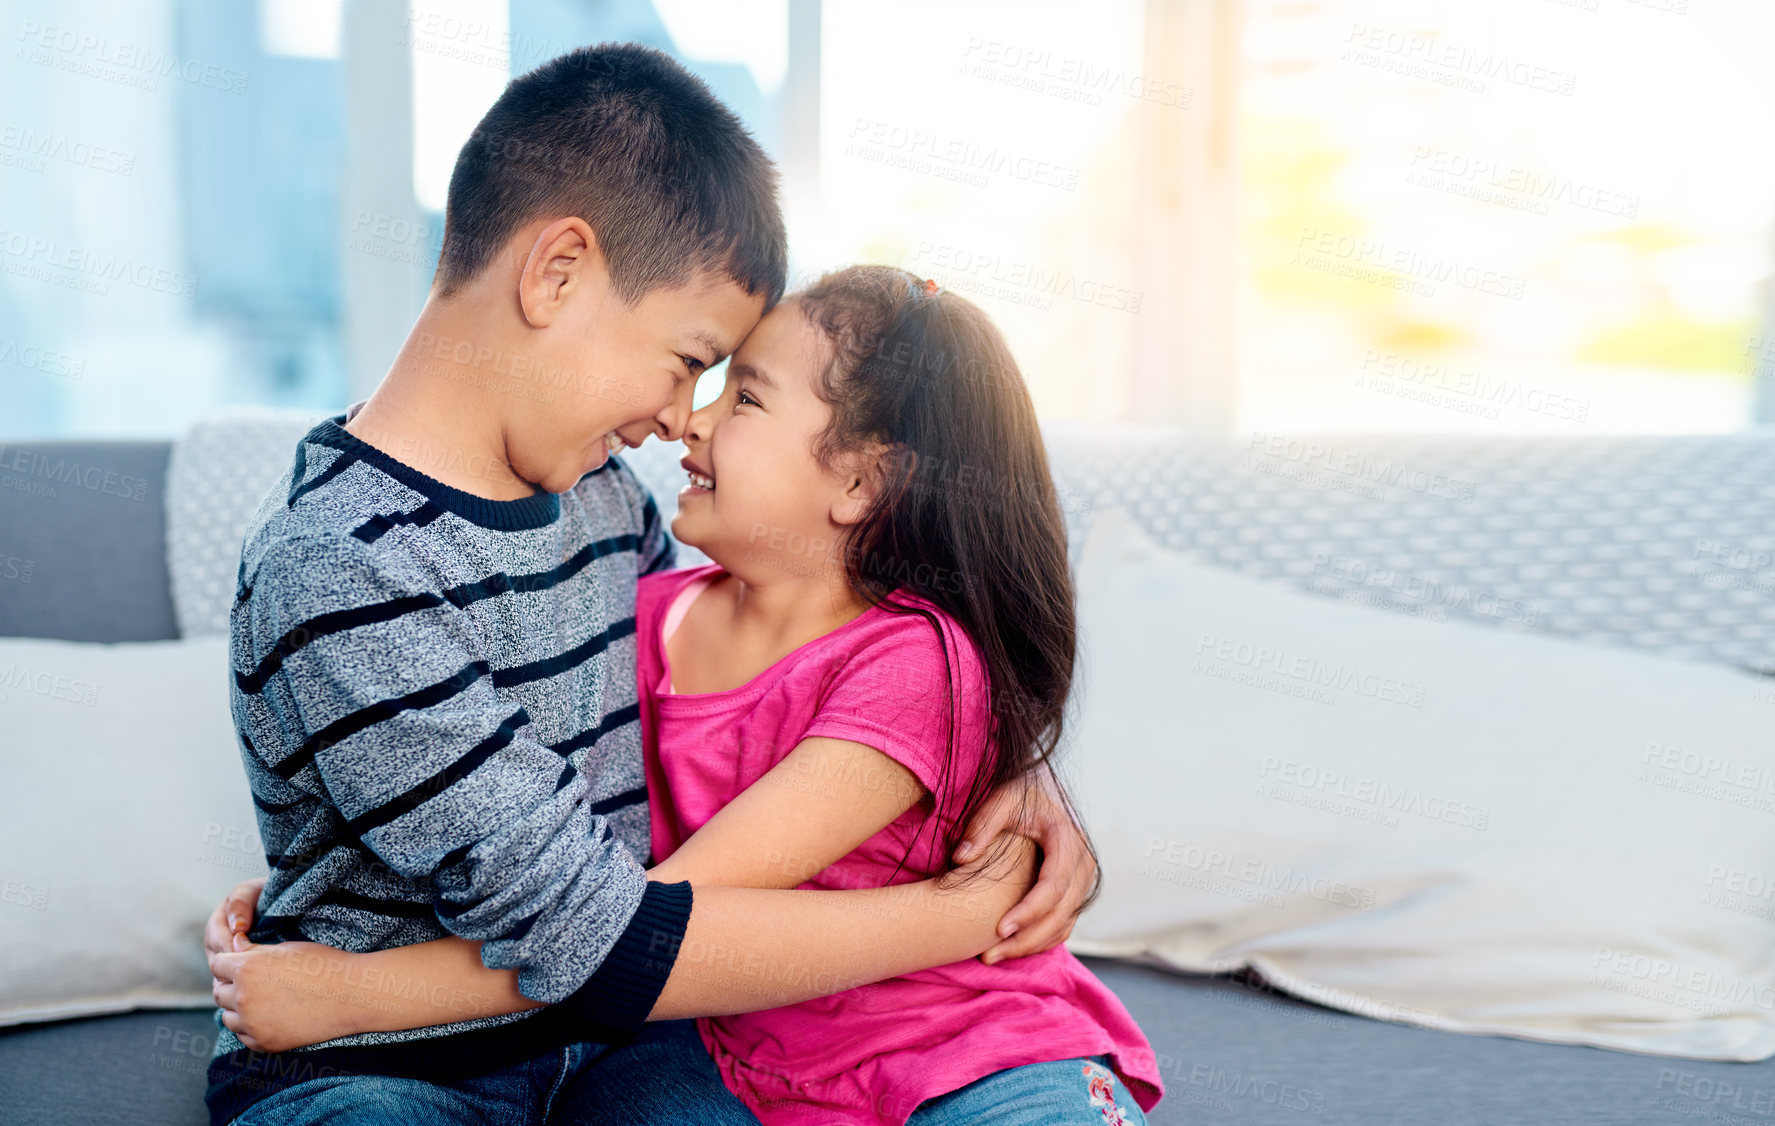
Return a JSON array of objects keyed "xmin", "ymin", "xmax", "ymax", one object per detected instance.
[
  {"xmin": 1091, "ymin": 959, "xmax": 1775, "ymax": 1125},
  {"xmin": 0, "ymin": 1009, "xmax": 213, "ymax": 1126},
  {"xmin": 4, "ymin": 963, "xmax": 1772, "ymax": 1125},
  {"xmin": 0, "ymin": 441, "xmax": 177, "ymax": 642}
]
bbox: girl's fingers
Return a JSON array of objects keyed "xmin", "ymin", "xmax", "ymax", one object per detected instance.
[
  {"xmin": 212, "ymin": 977, "xmax": 237, "ymax": 1012},
  {"xmin": 998, "ymin": 867, "xmax": 1066, "ymax": 937},
  {"xmin": 984, "ymin": 911, "xmax": 1073, "ymax": 963},
  {"xmin": 956, "ymin": 788, "xmax": 1018, "ymax": 863},
  {"xmin": 983, "ymin": 871, "xmax": 1065, "ymax": 962}
]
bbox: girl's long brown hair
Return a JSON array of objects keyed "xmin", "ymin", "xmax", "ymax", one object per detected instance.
[{"xmin": 798, "ymin": 265, "xmax": 1100, "ymax": 906}]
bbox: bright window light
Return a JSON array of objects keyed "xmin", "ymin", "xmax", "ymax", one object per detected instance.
[
  {"xmin": 410, "ymin": 0, "xmax": 511, "ymax": 213},
  {"xmin": 654, "ymin": 0, "xmax": 789, "ymax": 93},
  {"xmin": 258, "ymin": 0, "xmax": 344, "ymax": 59}
]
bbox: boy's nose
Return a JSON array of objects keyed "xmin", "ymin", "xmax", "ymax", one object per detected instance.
[{"xmin": 653, "ymin": 379, "xmax": 698, "ymax": 442}]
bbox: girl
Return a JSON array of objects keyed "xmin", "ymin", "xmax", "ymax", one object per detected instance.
[{"xmin": 212, "ymin": 266, "xmax": 1163, "ymax": 1124}]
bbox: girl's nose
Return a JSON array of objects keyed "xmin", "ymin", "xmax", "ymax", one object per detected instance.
[{"xmin": 681, "ymin": 396, "xmax": 717, "ymax": 447}]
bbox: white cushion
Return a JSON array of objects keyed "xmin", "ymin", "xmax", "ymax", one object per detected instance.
[
  {"xmin": 0, "ymin": 636, "xmax": 263, "ymax": 1025},
  {"xmin": 1063, "ymin": 508, "xmax": 1775, "ymax": 1061}
]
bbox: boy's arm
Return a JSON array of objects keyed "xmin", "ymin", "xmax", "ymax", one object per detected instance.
[
  {"xmin": 210, "ymin": 837, "xmax": 1033, "ymax": 1050},
  {"xmin": 245, "ymin": 531, "xmax": 684, "ymax": 1030},
  {"xmin": 208, "ymin": 738, "xmax": 1031, "ymax": 1049}
]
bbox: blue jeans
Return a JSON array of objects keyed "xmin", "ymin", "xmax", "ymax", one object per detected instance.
[
  {"xmin": 232, "ymin": 1019, "xmax": 759, "ymax": 1126},
  {"xmin": 907, "ymin": 1055, "xmax": 1148, "ymax": 1126}
]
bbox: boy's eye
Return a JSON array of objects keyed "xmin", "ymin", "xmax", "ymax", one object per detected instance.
[
  {"xmin": 735, "ymin": 389, "xmax": 760, "ymax": 408},
  {"xmin": 679, "ymin": 355, "xmax": 706, "ymax": 377}
]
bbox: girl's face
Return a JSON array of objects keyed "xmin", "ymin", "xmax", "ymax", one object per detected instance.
[{"xmin": 672, "ymin": 300, "xmax": 874, "ymax": 582}]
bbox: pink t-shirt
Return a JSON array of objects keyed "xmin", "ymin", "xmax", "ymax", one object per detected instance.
[{"xmin": 638, "ymin": 565, "xmax": 1163, "ymax": 1126}]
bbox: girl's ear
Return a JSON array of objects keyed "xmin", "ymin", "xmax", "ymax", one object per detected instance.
[{"xmin": 830, "ymin": 442, "xmax": 900, "ymax": 527}]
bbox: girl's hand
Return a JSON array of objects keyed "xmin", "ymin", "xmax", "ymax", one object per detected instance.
[
  {"xmin": 203, "ymin": 876, "xmax": 266, "ymax": 958},
  {"xmin": 208, "ymin": 939, "xmax": 362, "ymax": 1053},
  {"xmin": 956, "ymin": 765, "xmax": 1098, "ymax": 963}
]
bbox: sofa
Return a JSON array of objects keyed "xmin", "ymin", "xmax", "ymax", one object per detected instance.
[{"xmin": 3, "ymin": 420, "xmax": 1773, "ymax": 1125}]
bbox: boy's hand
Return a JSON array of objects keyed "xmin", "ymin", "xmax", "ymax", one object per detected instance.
[
  {"xmin": 955, "ymin": 766, "xmax": 1097, "ymax": 964},
  {"xmin": 209, "ymin": 939, "xmax": 357, "ymax": 1053},
  {"xmin": 204, "ymin": 877, "xmax": 266, "ymax": 958}
]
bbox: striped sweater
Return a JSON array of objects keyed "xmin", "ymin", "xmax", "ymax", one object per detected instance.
[{"xmin": 207, "ymin": 414, "xmax": 689, "ymax": 1121}]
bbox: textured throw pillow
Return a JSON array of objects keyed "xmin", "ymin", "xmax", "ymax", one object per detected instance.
[
  {"xmin": 1063, "ymin": 508, "xmax": 1775, "ymax": 1061},
  {"xmin": 0, "ymin": 636, "xmax": 264, "ymax": 1025}
]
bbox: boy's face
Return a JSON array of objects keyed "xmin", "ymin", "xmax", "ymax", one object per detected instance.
[{"xmin": 509, "ymin": 251, "xmax": 765, "ymax": 495}]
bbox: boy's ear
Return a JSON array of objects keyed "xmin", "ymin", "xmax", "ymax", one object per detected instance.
[
  {"xmin": 517, "ymin": 217, "xmax": 604, "ymax": 328},
  {"xmin": 830, "ymin": 442, "xmax": 900, "ymax": 527}
]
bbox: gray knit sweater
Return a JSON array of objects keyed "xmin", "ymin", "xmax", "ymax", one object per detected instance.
[{"xmin": 206, "ymin": 415, "xmax": 690, "ymax": 1121}]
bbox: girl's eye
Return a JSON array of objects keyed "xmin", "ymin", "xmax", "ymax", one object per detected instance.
[{"xmin": 735, "ymin": 389, "xmax": 760, "ymax": 408}]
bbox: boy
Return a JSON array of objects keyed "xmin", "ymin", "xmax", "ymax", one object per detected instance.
[{"xmin": 206, "ymin": 42, "xmax": 1094, "ymax": 1126}]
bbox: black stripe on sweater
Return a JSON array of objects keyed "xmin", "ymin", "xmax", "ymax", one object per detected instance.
[
  {"xmin": 353, "ymin": 500, "xmax": 445, "ymax": 545},
  {"xmin": 268, "ymin": 660, "xmax": 490, "ymax": 781},
  {"xmin": 442, "ymin": 535, "xmax": 640, "ymax": 607},
  {"xmin": 588, "ymin": 785, "xmax": 647, "ymax": 817},
  {"xmin": 237, "ymin": 594, "xmax": 447, "ymax": 695},
  {"xmin": 286, "ymin": 450, "xmax": 361, "ymax": 509},
  {"xmin": 342, "ymin": 708, "xmax": 530, "ymax": 838},
  {"xmin": 492, "ymin": 617, "xmax": 636, "ymax": 689},
  {"xmin": 550, "ymin": 701, "xmax": 641, "ymax": 758},
  {"xmin": 238, "ymin": 535, "xmax": 641, "ymax": 697},
  {"xmin": 313, "ymin": 887, "xmax": 437, "ymax": 919},
  {"xmin": 251, "ymin": 791, "xmax": 307, "ymax": 816}
]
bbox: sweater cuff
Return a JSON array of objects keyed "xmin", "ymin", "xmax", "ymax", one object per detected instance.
[{"xmin": 556, "ymin": 879, "xmax": 691, "ymax": 1037}]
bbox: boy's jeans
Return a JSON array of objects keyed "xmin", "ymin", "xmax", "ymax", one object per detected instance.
[{"xmin": 232, "ymin": 1019, "xmax": 759, "ymax": 1126}]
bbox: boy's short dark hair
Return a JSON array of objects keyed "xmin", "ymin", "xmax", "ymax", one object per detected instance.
[{"xmin": 435, "ymin": 42, "xmax": 787, "ymax": 307}]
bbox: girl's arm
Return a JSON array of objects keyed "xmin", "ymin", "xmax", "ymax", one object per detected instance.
[
  {"xmin": 648, "ymin": 735, "xmax": 929, "ymax": 888},
  {"xmin": 208, "ymin": 739, "xmax": 1033, "ymax": 1052}
]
